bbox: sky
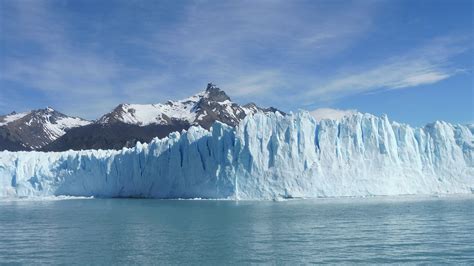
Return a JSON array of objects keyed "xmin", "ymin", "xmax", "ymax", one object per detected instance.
[{"xmin": 0, "ymin": 0, "xmax": 472, "ymax": 125}]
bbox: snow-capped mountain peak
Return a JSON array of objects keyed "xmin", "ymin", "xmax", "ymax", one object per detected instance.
[
  {"xmin": 98, "ymin": 83, "xmax": 281, "ymax": 128},
  {"xmin": 0, "ymin": 111, "xmax": 31, "ymax": 126},
  {"xmin": 0, "ymin": 107, "xmax": 90, "ymax": 150}
]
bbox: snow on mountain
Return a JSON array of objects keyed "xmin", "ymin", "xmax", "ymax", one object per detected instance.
[
  {"xmin": 44, "ymin": 116, "xmax": 91, "ymax": 140},
  {"xmin": 0, "ymin": 107, "xmax": 90, "ymax": 150},
  {"xmin": 98, "ymin": 99, "xmax": 198, "ymax": 126},
  {"xmin": 0, "ymin": 111, "xmax": 30, "ymax": 126},
  {"xmin": 310, "ymin": 108, "xmax": 357, "ymax": 121},
  {"xmin": 98, "ymin": 83, "xmax": 280, "ymax": 128},
  {"xmin": 1, "ymin": 111, "xmax": 472, "ymax": 199}
]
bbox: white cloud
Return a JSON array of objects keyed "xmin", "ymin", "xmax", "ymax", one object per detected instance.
[
  {"xmin": 310, "ymin": 108, "xmax": 358, "ymax": 121},
  {"xmin": 392, "ymin": 71, "xmax": 451, "ymax": 89},
  {"xmin": 303, "ymin": 37, "xmax": 470, "ymax": 103},
  {"xmin": 220, "ymin": 71, "xmax": 284, "ymax": 97}
]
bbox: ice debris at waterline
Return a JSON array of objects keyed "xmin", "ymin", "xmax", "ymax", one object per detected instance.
[{"xmin": 0, "ymin": 112, "xmax": 473, "ymax": 199}]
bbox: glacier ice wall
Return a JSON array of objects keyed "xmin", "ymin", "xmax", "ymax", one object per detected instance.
[{"xmin": 0, "ymin": 112, "xmax": 473, "ymax": 199}]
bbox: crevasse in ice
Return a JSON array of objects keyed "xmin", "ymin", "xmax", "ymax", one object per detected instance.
[{"xmin": 0, "ymin": 112, "xmax": 473, "ymax": 199}]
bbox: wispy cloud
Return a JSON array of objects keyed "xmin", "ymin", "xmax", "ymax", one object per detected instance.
[
  {"xmin": 0, "ymin": 1, "xmax": 183, "ymax": 117},
  {"xmin": 135, "ymin": 0, "xmax": 376, "ymax": 96},
  {"xmin": 0, "ymin": 0, "xmax": 470, "ymax": 120},
  {"xmin": 1, "ymin": 0, "xmax": 378, "ymax": 118},
  {"xmin": 303, "ymin": 36, "xmax": 470, "ymax": 102}
]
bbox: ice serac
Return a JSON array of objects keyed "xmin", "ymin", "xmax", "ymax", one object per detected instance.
[{"xmin": 0, "ymin": 112, "xmax": 473, "ymax": 199}]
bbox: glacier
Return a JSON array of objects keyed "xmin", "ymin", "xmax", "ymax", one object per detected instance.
[{"xmin": 0, "ymin": 112, "xmax": 473, "ymax": 199}]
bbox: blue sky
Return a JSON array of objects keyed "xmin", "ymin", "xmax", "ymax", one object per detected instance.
[{"xmin": 0, "ymin": 0, "xmax": 472, "ymax": 125}]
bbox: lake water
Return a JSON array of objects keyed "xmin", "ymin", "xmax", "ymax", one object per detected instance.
[{"xmin": 0, "ymin": 196, "xmax": 473, "ymax": 264}]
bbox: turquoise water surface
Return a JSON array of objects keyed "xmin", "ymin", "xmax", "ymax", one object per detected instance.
[{"xmin": 0, "ymin": 196, "xmax": 473, "ymax": 264}]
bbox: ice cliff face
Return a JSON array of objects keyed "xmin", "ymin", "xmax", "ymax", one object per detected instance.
[{"xmin": 0, "ymin": 112, "xmax": 472, "ymax": 199}]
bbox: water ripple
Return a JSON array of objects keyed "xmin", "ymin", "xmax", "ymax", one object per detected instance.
[{"xmin": 0, "ymin": 196, "xmax": 473, "ymax": 264}]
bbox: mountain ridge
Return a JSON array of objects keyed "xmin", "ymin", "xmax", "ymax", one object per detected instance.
[
  {"xmin": 0, "ymin": 107, "xmax": 91, "ymax": 151},
  {"xmin": 0, "ymin": 83, "xmax": 283, "ymax": 151}
]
